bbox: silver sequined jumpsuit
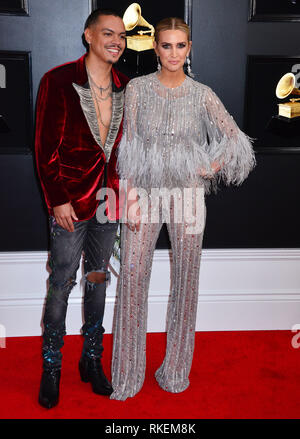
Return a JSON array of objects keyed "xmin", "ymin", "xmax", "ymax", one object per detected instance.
[{"xmin": 110, "ymin": 72, "xmax": 255, "ymax": 400}]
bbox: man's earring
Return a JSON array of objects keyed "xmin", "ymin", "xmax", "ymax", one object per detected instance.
[
  {"xmin": 186, "ymin": 56, "xmax": 194, "ymax": 78},
  {"xmin": 157, "ymin": 55, "xmax": 161, "ymax": 72}
]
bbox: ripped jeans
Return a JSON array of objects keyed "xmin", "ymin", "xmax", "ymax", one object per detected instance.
[{"xmin": 42, "ymin": 213, "xmax": 118, "ymax": 370}]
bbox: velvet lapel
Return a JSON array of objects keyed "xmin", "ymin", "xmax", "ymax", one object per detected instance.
[{"xmin": 72, "ymin": 54, "xmax": 124, "ymax": 160}]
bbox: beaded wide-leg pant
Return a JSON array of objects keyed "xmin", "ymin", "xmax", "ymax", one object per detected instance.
[{"xmin": 110, "ymin": 202, "xmax": 206, "ymax": 401}]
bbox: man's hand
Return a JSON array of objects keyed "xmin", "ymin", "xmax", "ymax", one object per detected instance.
[{"xmin": 53, "ymin": 202, "xmax": 78, "ymax": 232}]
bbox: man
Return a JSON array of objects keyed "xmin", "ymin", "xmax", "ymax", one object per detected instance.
[{"xmin": 35, "ymin": 9, "xmax": 128, "ymax": 409}]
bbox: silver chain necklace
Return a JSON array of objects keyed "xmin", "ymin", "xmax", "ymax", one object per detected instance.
[
  {"xmin": 87, "ymin": 68, "xmax": 112, "ymax": 101},
  {"xmin": 87, "ymin": 69, "xmax": 112, "ymax": 129}
]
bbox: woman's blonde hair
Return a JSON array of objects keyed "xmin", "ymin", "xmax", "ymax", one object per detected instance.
[{"xmin": 155, "ymin": 17, "xmax": 190, "ymax": 42}]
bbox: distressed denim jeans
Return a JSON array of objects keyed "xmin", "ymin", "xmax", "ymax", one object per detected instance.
[{"xmin": 42, "ymin": 212, "xmax": 118, "ymax": 370}]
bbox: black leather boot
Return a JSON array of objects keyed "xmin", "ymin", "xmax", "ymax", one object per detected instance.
[
  {"xmin": 38, "ymin": 368, "xmax": 61, "ymax": 409},
  {"xmin": 79, "ymin": 356, "xmax": 113, "ymax": 396}
]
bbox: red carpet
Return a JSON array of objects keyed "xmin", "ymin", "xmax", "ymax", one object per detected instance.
[{"xmin": 0, "ymin": 331, "xmax": 300, "ymax": 419}]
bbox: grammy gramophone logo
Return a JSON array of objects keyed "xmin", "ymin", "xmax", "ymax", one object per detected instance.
[
  {"xmin": 123, "ymin": 3, "xmax": 154, "ymax": 52},
  {"xmin": 276, "ymin": 67, "xmax": 300, "ymax": 118}
]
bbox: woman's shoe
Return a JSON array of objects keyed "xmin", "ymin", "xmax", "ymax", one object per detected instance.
[
  {"xmin": 38, "ymin": 369, "xmax": 61, "ymax": 409},
  {"xmin": 79, "ymin": 356, "xmax": 113, "ymax": 396}
]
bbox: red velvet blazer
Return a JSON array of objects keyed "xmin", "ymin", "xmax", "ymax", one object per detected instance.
[{"xmin": 35, "ymin": 54, "xmax": 129, "ymax": 221}]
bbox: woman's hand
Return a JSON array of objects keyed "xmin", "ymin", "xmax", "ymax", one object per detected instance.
[
  {"xmin": 211, "ymin": 161, "xmax": 221, "ymax": 173},
  {"xmin": 198, "ymin": 161, "xmax": 221, "ymax": 178},
  {"xmin": 126, "ymin": 187, "xmax": 141, "ymax": 232}
]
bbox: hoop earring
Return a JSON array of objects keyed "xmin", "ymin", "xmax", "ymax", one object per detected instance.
[
  {"xmin": 157, "ymin": 55, "xmax": 161, "ymax": 73},
  {"xmin": 186, "ymin": 56, "xmax": 194, "ymax": 78}
]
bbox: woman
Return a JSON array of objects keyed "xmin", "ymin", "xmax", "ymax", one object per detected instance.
[{"xmin": 110, "ymin": 17, "xmax": 255, "ymax": 401}]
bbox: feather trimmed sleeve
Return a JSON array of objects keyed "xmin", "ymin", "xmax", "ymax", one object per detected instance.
[
  {"xmin": 117, "ymin": 75, "xmax": 256, "ymax": 192},
  {"xmin": 203, "ymin": 87, "xmax": 256, "ymax": 187}
]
